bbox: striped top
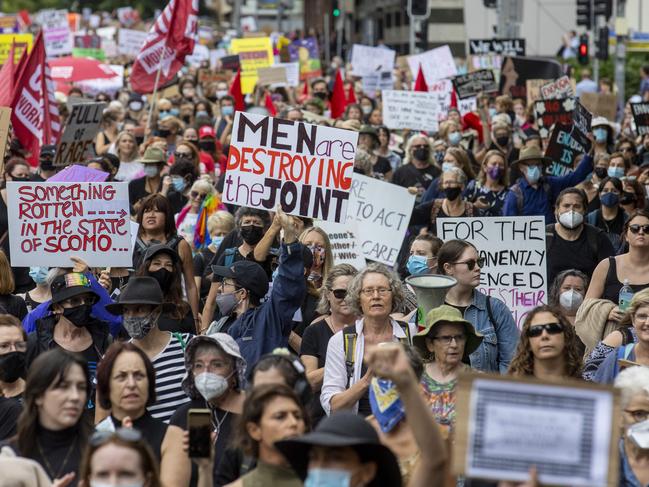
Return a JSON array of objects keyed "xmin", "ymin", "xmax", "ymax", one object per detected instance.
[{"xmin": 146, "ymin": 332, "xmax": 192, "ymax": 423}]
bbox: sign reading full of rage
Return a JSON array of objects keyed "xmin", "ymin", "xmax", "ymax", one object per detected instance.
[{"xmin": 223, "ymin": 112, "xmax": 358, "ymax": 223}]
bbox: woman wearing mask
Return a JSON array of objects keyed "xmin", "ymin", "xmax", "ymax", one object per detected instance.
[
  {"xmin": 168, "ymin": 141, "xmax": 202, "ymax": 174},
  {"xmin": 197, "ymin": 126, "xmax": 222, "ymax": 178},
  {"xmin": 439, "ymin": 120, "xmax": 463, "ymax": 148},
  {"xmin": 421, "ymin": 147, "xmax": 475, "ymax": 203},
  {"xmin": 586, "ymin": 176, "xmax": 625, "ymax": 249},
  {"xmin": 549, "ymin": 269, "xmax": 589, "ymax": 330},
  {"xmin": 357, "ymin": 125, "xmax": 392, "ymax": 181},
  {"xmin": 592, "ymin": 117, "xmax": 615, "ymax": 155},
  {"xmin": 607, "ymin": 152, "xmax": 628, "ymax": 180},
  {"xmin": 392, "ymin": 135, "xmax": 441, "ymax": 204},
  {"xmin": 406, "ymin": 235, "xmax": 442, "ymax": 277},
  {"xmin": 489, "ymin": 122, "xmax": 519, "ymax": 166},
  {"xmin": 578, "ymin": 153, "xmax": 610, "ymax": 212},
  {"xmin": 156, "ymin": 116, "xmax": 183, "ymax": 158},
  {"xmin": 129, "ymin": 146, "xmax": 166, "ymax": 217},
  {"xmin": 375, "ymin": 126, "xmax": 402, "ymax": 173},
  {"xmin": 463, "ymin": 149, "xmax": 509, "ymax": 216},
  {"xmin": 180, "ymin": 78, "xmax": 197, "ymax": 102},
  {"xmin": 22, "ymin": 266, "xmax": 51, "ymax": 312},
  {"xmin": 194, "ymin": 211, "xmax": 236, "ymax": 298},
  {"xmin": 621, "ymin": 178, "xmax": 646, "ymax": 216},
  {"xmin": 0, "ymin": 315, "xmax": 27, "ymax": 441},
  {"xmin": 111, "ymin": 131, "xmax": 142, "ymax": 182},
  {"xmin": 0, "ymin": 250, "xmax": 27, "ymax": 320},
  {"xmin": 162, "ymin": 159, "xmax": 200, "ymax": 215},
  {"xmin": 359, "ymin": 96, "xmax": 375, "ymax": 122},
  {"xmin": 175, "ymin": 179, "xmax": 217, "ymax": 249}
]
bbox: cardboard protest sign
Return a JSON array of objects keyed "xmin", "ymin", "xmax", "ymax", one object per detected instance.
[
  {"xmin": 540, "ymin": 75, "xmax": 574, "ymax": 100},
  {"xmin": 0, "ymin": 108, "xmax": 10, "ymax": 174},
  {"xmin": 257, "ymin": 66, "xmax": 288, "ymax": 86},
  {"xmin": 350, "ymin": 44, "xmax": 396, "ymax": 77},
  {"xmin": 362, "ymin": 71, "xmax": 393, "ymax": 97},
  {"xmin": 525, "ymin": 79, "xmax": 552, "ymax": 105},
  {"xmin": 579, "ymin": 92, "xmax": 617, "ymax": 121},
  {"xmin": 452, "ymin": 70, "xmax": 498, "ymax": 99},
  {"xmin": 346, "ymin": 174, "xmax": 415, "ymax": 266},
  {"xmin": 42, "ymin": 10, "xmax": 72, "ymax": 56},
  {"xmin": 316, "ymin": 220, "xmax": 366, "ymax": 269},
  {"xmin": 544, "ymin": 124, "xmax": 590, "ymax": 177},
  {"xmin": 437, "ymin": 216, "xmax": 547, "ymax": 327},
  {"xmin": 0, "ymin": 33, "xmax": 32, "ymax": 65},
  {"xmin": 117, "ymin": 29, "xmax": 148, "ymax": 58},
  {"xmin": 631, "ymin": 103, "xmax": 649, "ymax": 135},
  {"xmin": 230, "ymin": 37, "xmax": 274, "ymax": 94},
  {"xmin": 534, "ymin": 97, "xmax": 576, "ymax": 139},
  {"xmin": 7, "ymin": 182, "xmax": 132, "ymax": 267},
  {"xmin": 288, "ymin": 37, "xmax": 322, "ymax": 81},
  {"xmin": 407, "ymin": 45, "xmax": 457, "ymax": 86},
  {"xmin": 500, "ymin": 56, "xmax": 563, "ymax": 100},
  {"xmin": 453, "ymin": 374, "xmax": 619, "ymax": 487},
  {"xmin": 54, "ymin": 102, "xmax": 106, "ymax": 167},
  {"xmin": 223, "ymin": 112, "xmax": 357, "ymax": 223},
  {"xmin": 382, "ymin": 90, "xmax": 441, "ymax": 132},
  {"xmin": 272, "ymin": 62, "xmax": 299, "ymax": 87}
]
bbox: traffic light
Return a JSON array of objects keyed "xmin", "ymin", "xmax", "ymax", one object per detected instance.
[
  {"xmin": 594, "ymin": 0, "xmax": 613, "ymax": 20},
  {"xmin": 578, "ymin": 34, "xmax": 589, "ymax": 65},
  {"xmin": 410, "ymin": 0, "xmax": 428, "ymax": 17},
  {"xmin": 596, "ymin": 26, "xmax": 609, "ymax": 60},
  {"xmin": 332, "ymin": 0, "xmax": 340, "ymax": 17},
  {"xmin": 576, "ymin": 0, "xmax": 592, "ymax": 29},
  {"xmin": 415, "ymin": 22, "xmax": 429, "ymax": 51}
]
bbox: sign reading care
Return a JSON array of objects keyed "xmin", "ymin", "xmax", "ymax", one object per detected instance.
[
  {"xmin": 7, "ymin": 182, "xmax": 132, "ymax": 267},
  {"xmin": 223, "ymin": 112, "xmax": 358, "ymax": 223}
]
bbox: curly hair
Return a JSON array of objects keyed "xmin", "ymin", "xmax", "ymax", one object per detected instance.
[
  {"xmin": 316, "ymin": 264, "xmax": 358, "ymax": 315},
  {"xmin": 508, "ymin": 305, "xmax": 583, "ymax": 378},
  {"xmin": 548, "ymin": 269, "xmax": 589, "ymax": 308},
  {"xmin": 345, "ymin": 263, "xmax": 405, "ymax": 316}
]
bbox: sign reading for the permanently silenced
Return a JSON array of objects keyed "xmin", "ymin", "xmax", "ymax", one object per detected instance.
[
  {"xmin": 7, "ymin": 182, "xmax": 132, "ymax": 267},
  {"xmin": 223, "ymin": 112, "xmax": 358, "ymax": 223},
  {"xmin": 438, "ymin": 216, "xmax": 547, "ymax": 328},
  {"xmin": 54, "ymin": 102, "xmax": 105, "ymax": 167}
]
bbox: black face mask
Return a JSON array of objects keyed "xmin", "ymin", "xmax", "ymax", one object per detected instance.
[
  {"xmin": 150, "ymin": 268, "xmax": 173, "ymax": 292},
  {"xmin": 621, "ymin": 191, "xmax": 637, "ymax": 205},
  {"xmin": 199, "ymin": 141, "xmax": 216, "ymax": 152},
  {"xmin": 444, "ymin": 187, "xmax": 462, "ymax": 201},
  {"xmin": 240, "ymin": 225, "xmax": 264, "ymax": 245},
  {"xmin": 63, "ymin": 304, "xmax": 93, "ymax": 328},
  {"xmin": 313, "ymin": 91, "xmax": 327, "ymax": 100},
  {"xmin": 11, "ymin": 176, "xmax": 30, "ymax": 182},
  {"xmin": 413, "ymin": 147, "xmax": 430, "ymax": 161},
  {"xmin": 157, "ymin": 129, "xmax": 171, "ymax": 138},
  {"xmin": 495, "ymin": 136, "xmax": 510, "ymax": 147},
  {"xmin": 135, "ymin": 136, "xmax": 145, "ymax": 146},
  {"xmin": 594, "ymin": 166, "xmax": 607, "ymax": 179},
  {"xmin": 0, "ymin": 351, "xmax": 25, "ymax": 383},
  {"xmin": 182, "ymin": 115, "xmax": 191, "ymax": 124},
  {"xmin": 40, "ymin": 159, "xmax": 55, "ymax": 171}
]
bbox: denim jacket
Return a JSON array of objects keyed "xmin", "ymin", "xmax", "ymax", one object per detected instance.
[{"xmin": 464, "ymin": 290, "xmax": 519, "ymax": 373}]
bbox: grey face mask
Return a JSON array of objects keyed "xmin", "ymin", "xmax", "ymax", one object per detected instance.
[
  {"xmin": 216, "ymin": 292, "xmax": 240, "ymax": 316},
  {"xmin": 123, "ymin": 310, "xmax": 159, "ymax": 340}
]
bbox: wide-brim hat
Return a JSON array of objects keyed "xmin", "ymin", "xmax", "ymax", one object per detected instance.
[
  {"xmin": 138, "ymin": 147, "xmax": 166, "ymax": 164},
  {"xmin": 275, "ymin": 412, "xmax": 403, "ymax": 487},
  {"xmin": 105, "ymin": 276, "xmax": 174, "ymax": 315},
  {"xmin": 511, "ymin": 145, "xmax": 552, "ymax": 168},
  {"xmin": 413, "ymin": 304, "xmax": 483, "ymax": 362},
  {"xmin": 50, "ymin": 272, "xmax": 99, "ymax": 308}
]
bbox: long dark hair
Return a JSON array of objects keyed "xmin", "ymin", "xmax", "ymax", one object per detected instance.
[
  {"xmin": 136, "ymin": 194, "xmax": 177, "ymax": 241},
  {"xmin": 16, "ymin": 349, "xmax": 92, "ymax": 455},
  {"xmin": 437, "ymin": 240, "xmax": 477, "ymax": 276},
  {"xmin": 135, "ymin": 248, "xmax": 189, "ymax": 319}
]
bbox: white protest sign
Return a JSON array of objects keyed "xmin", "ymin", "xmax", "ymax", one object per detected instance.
[
  {"xmin": 362, "ymin": 71, "xmax": 393, "ymax": 97},
  {"xmin": 117, "ymin": 29, "xmax": 148, "ymax": 58},
  {"xmin": 382, "ymin": 89, "xmax": 441, "ymax": 132},
  {"xmin": 428, "ymin": 79, "xmax": 453, "ymax": 121},
  {"xmin": 346, "ymin": 174, "xmax": 416, "ymax": 266},
  {"xmin": 540, "ymin": 75, "xmax": 575, "ymax": 100},
  {"xmin": 186, "ymin": 43, "xmax": 210, "ymax": 67},
  {"xmin": 351, "ymin": 44, "xmax": 396, "ymax": 77},
  {"xmin": 54, "ymin": 102, "xmax": 106, "ymax": 167},
  {"xmin": 7, "ymin": 182, "xmax": 132, "ymax": 267},
  {"xmin": 407, "ymin": 45, "xmax": 458, "ymax": 85},
  {"xmin": 459, "ymin": 96, "xmax": 478, "ymax": 116},
  {"xmin": 437, "ymin": 216, "xmax": 547, "ymax": 327},
  {"xmin": 272, "ymin": 62, "xmax": 299, "ymax": 87},
  {"xmin": 316, "ymin": 220, "xmax": 366, "ymax": 269},
  {"xmin": 223, "ymin": 112, "xmax": 358, "ymax": 223},
  {"xmin": 42, "ymin": 10, "xmax": 72, "ymax": 56}
]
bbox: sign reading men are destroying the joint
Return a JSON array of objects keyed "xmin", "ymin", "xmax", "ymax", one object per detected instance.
[
  {"xmin": 7, "ymin": 182, "xmax": 132, "ymax": 267},
  {"xmin": 437, "ymin": 216, "xmax": 547, "ymax": 328},
  {"xmin": 54, "ymin": 102, "xmax": 106, "ymax": 167},
  {"xmin": 223, "ymin": 112, "xmax": 358, "ymax": 223}
]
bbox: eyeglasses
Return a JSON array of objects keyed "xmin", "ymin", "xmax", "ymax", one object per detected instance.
[
  {"xmin": 621, "ymin": 147, "xmax": 635, "ymax": 153},
  {"xmin": 451, "ymin": 257, "xmax": 485, "ymax": 271},
  {"xmin": 433, "ymin": 334, "xmax": 466, "ymax": 345},
  {"xmin": 175, "ymin": 152, "xmax": 192, "ymax": 159},
  {"xmin": 90, "ymin": 428, "xmax": 142, "ymax": 447},
  {"xmin": 0, "ymin": 341, "xmax": 27, "ymax": 354},
  {"xmin": 635, "ymin": 313, "xmax": 649, "ymax": 323},
  {"xmin": 526, "ymin": 322, "xmax": 564, "ymax": 338},
  {"xmin": 629, "ymin": 224, "xmax": 649, "ymax": 235},
  {"xmin": 411, "ymin": 144, "xmax": 428, "ymax": 149},
  {"xmin": 360, "ymin": 287, "xmax": 392, "ymax": 297},
  {"xmin": 331, "ymin": 289, "xmax": 347, "ymax": 300},
  {"xmin": 190, "ymin": 191, "xmax": 207, "ymax": 200},
  {"xmin": 626, "ymin": 409, "xmax": 649, "ymax": 422}
]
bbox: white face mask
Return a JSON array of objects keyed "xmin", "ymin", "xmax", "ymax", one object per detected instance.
[
  {"xmin": 558, "ymin": 210, "xmax": 584, "ymax": 229},
  {"xmin": 143, "ymin": 165, "xmax": 158, "ymax": 177},
  {"xmin": 559, "ymin": 289, "xmax": 583, "ymax": 312},
  {"xmin": 194, "ymin": 372, "xmax": 230, "ymax": 401},
  {"xmin": 628, "ymin": 419, "xmax": 649, "ymax": 449}
]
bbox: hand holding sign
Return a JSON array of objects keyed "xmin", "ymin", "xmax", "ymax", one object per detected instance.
[{"xmin": 276, "ymin": 205, "xmax": 298, "ymax": 244}]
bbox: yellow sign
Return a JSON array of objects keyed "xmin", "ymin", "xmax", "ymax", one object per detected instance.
[
  {"xmin": 0, "ymin": 34, "xmax": 33, "ymax": 66},
  {"xmin": 230, "ymin": 37, "xmax": 274, "ymax": 94}
]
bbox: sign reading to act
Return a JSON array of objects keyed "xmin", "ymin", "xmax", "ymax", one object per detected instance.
[
  {"xmin": 223, "ymin": 112, "xmax": 358, "ymax": 223},
  {"xmin": 54, "ymin": 102, "xmax": 105, "ymax": 166},
  {"xmin": 8, "ymin": 182, "xmax": 132, "ymax": 267}
]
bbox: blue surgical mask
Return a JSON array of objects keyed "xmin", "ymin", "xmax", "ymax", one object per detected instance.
[
  {"xmin": 407, "ymin": 255, "xmax": 429, "ymax": 276},
  {"xmin": 212, "ymin": 235, "xmax": 224, "ymax": 249},
  {"xmin": 171, "ymin": 176, "xmax": 186, "ymax": 192},
  {"xmin": 593, "ymin": 127, "xmax": 608, "ymax": 143},
  {"xmin": 159, "ymin": 110, "xmax": 171, "ymax": 119},
  {"xmin": 272, "ymin": 268, "xmax": 279, "ymax": 281},
  {"xmin": 143, "ymin": 165, "xmax": 158, "ymax": 178},
  {"xmin": 29, "ymin": 266, "xmax": 48, "ymax": 285},
  {"xmin": 488, "ymin": 107, "xmax": 497, "ymax": 118},
  {"xmin": 442, "ymin": 162, "xmax": 455, "ymax": 173},
  {"xmin": 196, "ymin": 110, "xmax": 209, "ymax": 118},
  {"xmin": 526, "ymin": 165, "xmax": 541, "ymax": 184},
  {"xmin": 221, "ymin": 106, "xmax": 234, "ymax": 116},
  {"xmin": 608, "ymin": 166, "xmax": 625, "ymax": 179},
  {"xmin": 448, "ymin": 132, "xmax": 462, "ymax": 146},
  {"xmin": 305, "ymin": 468, "xmax": 352, "ymax": 487}
]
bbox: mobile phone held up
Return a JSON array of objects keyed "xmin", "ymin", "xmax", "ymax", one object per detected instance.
[{"xmin": 188, "ymin": 408, "xmax": 211, "ymax": 458}]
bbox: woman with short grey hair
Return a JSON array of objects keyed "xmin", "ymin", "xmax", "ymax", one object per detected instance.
[{"xmin": 320, "ymin": 263, "xmax": 417, "ymax": 417}]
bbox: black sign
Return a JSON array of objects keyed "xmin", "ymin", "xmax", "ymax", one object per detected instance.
[
  {"xmin": 545, "ymin": 123, "xmax": 592, "ymax": 177},
  {"xmin": 468, "ymin": 38, "xmax": 526, "ymax": 56},
  {"xmin": 452, "ymin": 70, "xmax": 499, "ymax": 99},
  {"xmin": 534, "ymin": 98, "xmax": 575, "ymax": 139},
  {"xmin": 500, "ymin": 56, "xmax": 563, "ymax": 101},
  {"xmin": 219, "ymin": 55, "xmax": 241, "ymax": 71},
  {"xmin": 572, "ymin": 100, "xmax": 592, "ymax": 136},
  {"xmin": 631, "ymin": 103, "xmax": 649, "ymax": 135}
]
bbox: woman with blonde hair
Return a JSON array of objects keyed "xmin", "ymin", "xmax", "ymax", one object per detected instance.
[
  {"xmin": 175, "ymin": 178, "xmax": 220, "ymax": 250},
  {"xmin": 299, "ymin": 226, "xmax": 333, "ymax": 290},
  {"xmin": 463, "ymin": 149, "xmax": 510, "ymax": 216},
  {"xmin": 111, "ymin": 131, "xmax": 143, "ymax": 182},
  {"xmin": 193, "ymin": 210, "xmax": 236, "ymax": 294}
]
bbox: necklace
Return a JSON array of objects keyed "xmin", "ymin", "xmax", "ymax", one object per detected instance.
[
  {"xmin": 37, "ymin": 437, "xmax": 76, "ymax": 480},
  {"xmin": 210, "ymin": 408, "xmax": 230, "ymax": 439}
]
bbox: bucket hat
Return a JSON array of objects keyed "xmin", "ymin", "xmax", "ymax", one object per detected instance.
[{"xmin": 138, "ymin": 147, "xmax": 166, "ymax": 164}]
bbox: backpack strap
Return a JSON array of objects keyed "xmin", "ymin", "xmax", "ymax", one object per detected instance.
[
  {"xmin": 224, "ymin": 247, "xmax": 237, "ymax": 266},
  {"xmin": 342, "ymin": 325, "xmax": 358, "ymax": 384}
]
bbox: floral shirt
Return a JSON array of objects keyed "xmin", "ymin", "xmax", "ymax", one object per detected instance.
[{"xmin": 421, "ymin": 370, "xmax": 458, "ymax": 440}]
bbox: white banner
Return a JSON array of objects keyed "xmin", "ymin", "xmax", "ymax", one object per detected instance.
[
  {"xmin": 407, "ymin": 45, "xmax": 458, "ymax": 85},
  {"xmin": 382, "ymin": 89, "xmax": 441, "ymax": 132},
  {"xmin": 316, "ymin": 220, "xmax": 366, "ymax": 269},
  {"xmin": 117, "ymin": 29, "xmax": 148, "ymax": 58},
  {"xmin": 42, "ymin": 9, "xmax": 72, "ymax": 56},
  {"xmin": 351, "ymin": 44, "xmax": 396, "ymax": 77}
]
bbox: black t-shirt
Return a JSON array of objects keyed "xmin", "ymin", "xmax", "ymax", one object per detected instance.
[
  {"xmin": 392, "ymin": 163, "xmax": 440, "ymax": 191},
  {"xmin": 79, "ymin": 344, "xmax": 102, "ymax": 413},
  {"xmin": 0, "ymin": 396, "xmax": 21, "ymax": 440},
  {"xmin": 0, "ymin": 294, "xmax": 27, "ymax": 320},
  {"xmin": 445, "ymin": 302, "xmax": 468, "ymax": 316},
  {"xmin": 110, "ymin": 413, "xmax": 168, "ymax": 461},
  {"xmin": 129, "ymin": 176, "xmax": 162, "ymax": 215},
  {"xmin": 194, "ymin": 247, "xmax": 217, "ymax": 299},
  {"xmin": 372, "ymin": 156, "xmax": 392, "ymax": 179}
]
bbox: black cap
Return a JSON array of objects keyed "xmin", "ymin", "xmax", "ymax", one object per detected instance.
[
  {"xmin": 212, "ymin": 260, "xmax": 269, "ymax": 298},
  {"xmin": 40, "ymin": 145, "xmax": 57, "ymax": 158},
  {"xmin": 50, "ymin": 272, "xmax": 99, "ymax": 308},
  {"xmin": 105, "ymin": 276, "xmax": 173, "ymax": 315},
  {"xmin": 143, "ymin": 244, "xmax": 180, "ymax": 264}
]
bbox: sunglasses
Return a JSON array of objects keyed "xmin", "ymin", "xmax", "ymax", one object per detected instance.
[
  {"xmin": 175, "ymin": 152, "xmax": 192, "ymax": 159},
  {"xmin": 451, "ymin": 257, "xmax": 485, "ymax": 271},
  {"xmin": 629, "ymin": 224, "xmax": 649, "ymax": 235},
  {"xmin": 526, "ymin": 322, "xmax": 564, "ymax": 338},
  {"xmin": 331, "ymin": 289, "xmax": 347, "ymax": 300},
  {"xmin": 190, "ymin": 191, "xmax": 207, "ymax": 200},
  {"xmin": 90, "ymin": 427, "xmax": 142, "ymax": 447}
]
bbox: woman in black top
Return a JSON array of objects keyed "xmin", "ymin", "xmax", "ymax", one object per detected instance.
[
  {"xmin": 3, "ymin": 349, "xmax": 91, "ymax": 486},
  {"xmin": 0, "ymin": 250, "xmax": 27, "ymax": 320},
  {"xmin": 586, "ymin": 177, "xmax": 626, "ymax": 250}
]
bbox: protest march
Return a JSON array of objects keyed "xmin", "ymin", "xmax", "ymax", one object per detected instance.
[{"xmin": 2, "ymin": 1, "xmax": 649, "ymax": 486}]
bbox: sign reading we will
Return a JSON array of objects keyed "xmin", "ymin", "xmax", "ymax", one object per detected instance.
[
  {"xmin": 223, "ymin": 112, "xmax": 358, "ymax": 223},
  {"xmin": 438, "ymin": 216, "xmax": 547, "ymax": 328},
  {"xmin": 7, "ymin": 182, "xmax": 132, "ymax": 267}
]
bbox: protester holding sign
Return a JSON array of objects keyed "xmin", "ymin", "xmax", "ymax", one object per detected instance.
[{"xmin": 463, "ymin": 149, "xmax": 509, "ymax": 216}]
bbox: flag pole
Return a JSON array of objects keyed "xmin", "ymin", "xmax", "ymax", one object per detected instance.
[{"xmin": 144, "ymin": 52, "xmax": 165, "ymax": 143}]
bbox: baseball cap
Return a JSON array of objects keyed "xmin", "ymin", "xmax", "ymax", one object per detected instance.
[
  {"xmin": 211, "ymin": 260, "xmax": 269, "ymax": 299},
  {"xmin": 199, "ymin": 126, "xmax": 216, "ymax": 139},
  {"xmin": 50, "ymin": 272, "xmax": 99, "ymax": 307}
]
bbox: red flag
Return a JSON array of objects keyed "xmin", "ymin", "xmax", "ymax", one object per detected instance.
[
  {"xmin": 302, "ymin": 80, "xmax": 309, "ymax": 97},
  {"xmin": 414, "ymin": 63, "xmax": 428, "ymax": 92},
  {"xmin": 330, "ymin": 70, "xmax": 347, "ymax": 119},
  {"xmin": 11, "ymin": 32, "xmax": 61, "ymax": 165},
  {"xmin": 264, "ymin": 92, "xmax": 277, "ymax": 116},
  {"xmin": 450, "ymin": 87, "xmax": 458, "ymax": 108},
  {"xmin": 229, "ymin": 69, "xmax": 245, "ymax": 112},
  {"xmin": 346, "ymin": 83, "xmax": 356, "ymax": 104},
  {"xmin": 0, "ymin": 42, "xmax": 16, "ymax": 106},
  {"xmin": 130, "ymin": 0, "xmax": 198, "ymax": 94}
]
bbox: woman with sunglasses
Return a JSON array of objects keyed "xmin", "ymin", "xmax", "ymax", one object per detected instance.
[
  {"xmin": 437, "ymin": 240, "xmax": 518, "ymax": 373},
  {"xmin": 508, "ymin": 305, "xmax": 583, "ymax": 380},
  {"xmin": 300, "ymin": 264, "xmax": 358, "ymax": 423},
  {"xmin": 175, "ymin": 178, "xmax": 217, "ymax": 250},
  {"xmin": 79, "ymin": 428, "xmax": 161, "ymax": 487}
]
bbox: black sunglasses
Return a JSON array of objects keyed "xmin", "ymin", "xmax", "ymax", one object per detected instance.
[
  {"xmin": 526, "ymin": 322, "xmax": 564, "ymax": 338},
  {"xmin": 629, "ymin": 224, "xmax": 649, "ymax": 235},
  {"xmin": 331, "ymin": 289, "xmax": 347, "ymax": 300},
  {"xmin": 451, "ymin": 257, "xmax": 485, "ymax": 271},
  {"xmin": 90, "ymin": 427, "xmax": 142, "ymax": 447},
  {"xmin": 190, "ymin": 191, "xmax": 207, "ymax": 200}
]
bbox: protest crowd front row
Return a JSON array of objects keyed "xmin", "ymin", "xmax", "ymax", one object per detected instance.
[{"xmin": 4, "ymin": 2, "xmax": 649, "ymax": 487}]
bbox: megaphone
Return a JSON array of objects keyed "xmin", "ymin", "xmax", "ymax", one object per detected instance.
[{"xmin": 405, "ymin": 274, "xmax": 457, "ymax": 327}]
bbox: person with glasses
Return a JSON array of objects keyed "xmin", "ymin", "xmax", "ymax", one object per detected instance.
[
  {"xmin": 616, "ymin": 137, "xmax": 639, "ymax": 175},
  {"xmin": 321, "ymin": 263, "xmax": 417, "ymax": 417},
  {"xmin": 0, "ymin": 314, "xmax": 27, "ymax": 440},
  {"xmin": 436, "ymin": 240, "xmax": 518, "ymax": 373},
  {"xmin": 300, "ymin": 264, "xmax": 358, "ymax": 423},
  {"xmin": 508, "ymin": 305, "xmax": 583, "ymax": 380},
  {"xmin": 175, "ymin": 179, "xmax": 217, "ymax": 250},
  {"xmin": 79, "ymin": 427, "xmax": 161, "ymax": 487},
  {"xmin": 128, "ymin": 146, "xmax": 166, "ymax": 217},
  {"xmin": 392, "ymin": 135, "xmax": 441, "ymax": 204}
]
